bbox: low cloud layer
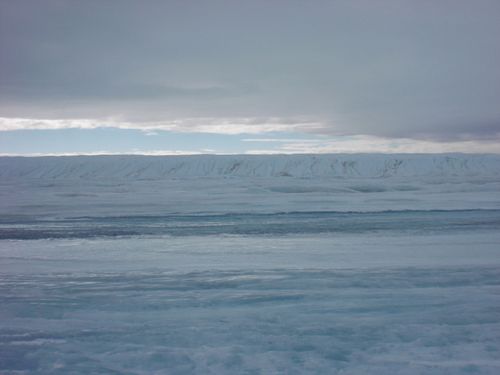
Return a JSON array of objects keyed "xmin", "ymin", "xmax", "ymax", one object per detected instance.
[
  {"xmin": 1, "ymin": 1, "xmax": 500, "ymax": 144},
  {"xmin": 244, "ymin": 136, "xmax": 500, "ymax": 154},
  {"xmin": 0, "ymin": 117, "xmax": 323, "ymax": 135}
]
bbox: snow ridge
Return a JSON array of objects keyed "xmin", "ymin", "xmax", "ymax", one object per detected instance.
[{"xmin": 1, "ymin": 154, "xmax": 499, "ymax": 180}]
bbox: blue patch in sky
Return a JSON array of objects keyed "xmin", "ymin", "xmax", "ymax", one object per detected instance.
[{"xmin": 0, "ymin": 128, "xmax": 322, "ymax": 154}]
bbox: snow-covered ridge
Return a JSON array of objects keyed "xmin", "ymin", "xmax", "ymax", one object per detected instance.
[{"xmin": 1, "ymin": 154, "xmax": 499, "ymax": 180}]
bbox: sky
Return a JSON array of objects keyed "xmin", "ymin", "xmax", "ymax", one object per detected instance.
[{"xmin": 1, "ymin": 0, "xmax": 499, "ymax": 155}]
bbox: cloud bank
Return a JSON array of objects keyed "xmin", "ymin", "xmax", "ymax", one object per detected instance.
[
  {"xmin": 0, "ymin": 117, "xmax": 323, "ymax": 135},
  {"xmin": 1, "ymin": 0, "xmax": 499, "ymax": 147}
]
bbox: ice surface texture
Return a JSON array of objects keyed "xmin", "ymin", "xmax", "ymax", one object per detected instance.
[
  {"xmin": 1, "ymin": 233, "xmax": 500, "ymax": 374},
  {"xmin": 1, "ymin": 154, "xmax": 500, "ymax": 374}
]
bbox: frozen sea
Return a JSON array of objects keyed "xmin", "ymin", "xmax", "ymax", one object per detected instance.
[{"xmin": 1, "ymin": 154, "xmax": 500, "ymax": 374}]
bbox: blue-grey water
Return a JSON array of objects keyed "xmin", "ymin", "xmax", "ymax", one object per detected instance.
[{"xmin": 2, "ymin": 209, "xmax": 500, "ymax": 239}]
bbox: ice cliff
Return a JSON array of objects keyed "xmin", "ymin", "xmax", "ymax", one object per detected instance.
[{"xmin": 1, "ymin": 154, "xmax": 499, "ymax": 180}]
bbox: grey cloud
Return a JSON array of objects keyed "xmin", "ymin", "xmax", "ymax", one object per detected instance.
[
  {"xmin": 1, "ymin": 0, "xmax": 500, "ymax": 140},
  {"xmin": 2, "ymin": 82, "xmax": 246, "ymax": 101}
]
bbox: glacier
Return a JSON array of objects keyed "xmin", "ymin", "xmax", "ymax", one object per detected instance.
[
  {"xmin": 1, "ymin": 154, "xmax": 500, "ymax": 374},
  {"xmin": 2, "ymin": 153, "xmax": 500, "ymax": 179},
  {"xmin": 1, "ymin": 154, "xmax": 500, "ymax": 219}
]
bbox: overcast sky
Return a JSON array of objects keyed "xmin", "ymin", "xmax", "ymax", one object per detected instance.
[{"xmin": 1, "ymin": 0, "xmax": 499, "ymax": 154}]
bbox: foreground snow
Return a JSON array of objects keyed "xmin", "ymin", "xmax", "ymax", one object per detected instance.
[
  {"xmin": 1, "ymin": 231, "xmax": 500, "ymax": 374},
  {"xmin": 1, "ymin": 154, "xmax": 499, "ymax": 374}
]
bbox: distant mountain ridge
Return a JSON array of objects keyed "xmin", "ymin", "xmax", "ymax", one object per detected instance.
[{"xmin": 1, "ymin": 154, "xmax": 499, "ymax": 179}]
